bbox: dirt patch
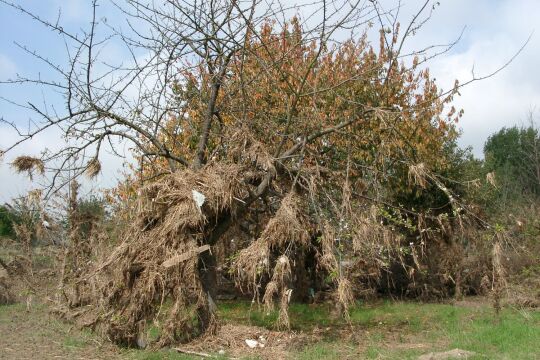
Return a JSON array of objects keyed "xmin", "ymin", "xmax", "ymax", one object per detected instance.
[
  {"xmin": 453, "ymin": 296, "xmax": 490, "ymax": 309},
  {"xmin": 0, "ymin": 266, "xmax": 15, "ymax": 305},
  {"xmin": 0, "ymin": 302, "xmax": 123, "ymax": 360},
  {"xmin": 0, "ymin": 256, "xmax": 123, "ymax": 360},
  {"xmin": 418, "ymin": 348, "xmax": 476, "ymax": 360},
  {"xmin": 372, "ymin": 328, "xmax": 449, "ymax": 356},
  {"xmin": 177, "ymin": 323, "xmax": 312, "ymax": 359}
]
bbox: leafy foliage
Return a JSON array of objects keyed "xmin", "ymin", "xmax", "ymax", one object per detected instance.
[
  {"xmin": 0, "ymin": 205, "xmax": 17, "ymax": 237},
  {"xmin": 484, "ymin": 125, "xmax": 540, "ymax": 199}
]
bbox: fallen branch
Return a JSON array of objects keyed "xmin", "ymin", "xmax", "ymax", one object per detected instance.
[
  {"xmin": 174, "ymin": 347, "xmax": 212, "ymax": 358},
  {"xmin": 162, "ymin": 245, "xmax": 211, "ymax": 268}
]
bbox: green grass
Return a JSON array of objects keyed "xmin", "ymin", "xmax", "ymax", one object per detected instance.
[
  {"xmin": 126, "ymin": 349, "xmax": 203, "ymax": 360},
  {"xmin": 295, "ymin": 343, "xmax": 344, "ymax": 360},
  {"xmin": 2, "ymin": 296, "xmax": 539, "ymax": 359},
  {"xmin": 218, "ymin": 300, "xmax": 336, "ymax": 330},
  {"xmin": 217, "ymin": 299, "xmax": 540, "ymax": 359}
]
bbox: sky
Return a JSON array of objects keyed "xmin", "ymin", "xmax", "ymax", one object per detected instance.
[{"xmin": 0, "ymin": 0, "xmax": 539, "ymax": 203}]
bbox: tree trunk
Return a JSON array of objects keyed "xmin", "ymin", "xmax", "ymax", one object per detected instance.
[{"xmin": 196, "ymin": 249, "xmax": 218, "ymax": 334}]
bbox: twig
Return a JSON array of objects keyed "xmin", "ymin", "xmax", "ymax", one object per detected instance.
[{"xmin": 174, "ymin": 348, "xmax": 212, "ymax": 358}]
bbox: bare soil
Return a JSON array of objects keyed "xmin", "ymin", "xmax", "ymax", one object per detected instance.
[
  {"xmin": 0, "ymin": 269, "xmax": 123, "ymax": 360},
  {"xmin": 0, "ymin": 301, "xmax": 123, "ymax": 360}
]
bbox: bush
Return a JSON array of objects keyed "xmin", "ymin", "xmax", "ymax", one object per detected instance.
[{"xmin": 0, "ymin": 205, "xmax": 17, "ymax": 238}]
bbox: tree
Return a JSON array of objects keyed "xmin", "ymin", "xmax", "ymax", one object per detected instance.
[
  {"xmin": 0, "ymin": 205, "xmax": 16, "ymax": 238},
  {"xmin": 484, "ymin": 122, "xmax": 540, "ymax": 200},
  {"xmin": 0, "ymin": 0, "xmax": 500, "ymax": 347}
]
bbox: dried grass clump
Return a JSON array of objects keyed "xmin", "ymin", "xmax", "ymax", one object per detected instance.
[
  {"xmin": 228, "ymin": 129, "xmax": 275, "ymax": 172},
  {"xmin": 265, "ymin": 255, "xmax": 293, "ymax": 329},
  {"xmin": 136, "ymin": 163, "xmax": 247, "ymax": 235},
  {"xmin": 408, "ymin": 163, "xmax": 429, "ymax": 188},
  {"xmin": 0, "ymin": 265, "xmax": 15, "ymax": 305},
  {"xmin": 262, "ymin": 280, "xmax": 279, "ymax": 310},
  {"xmin": 259, "ymin": 193, "xmax": 309, "ymax": 249},
  {"xmin": 229, "ymin": 193, "xmax": 310, "ymax": 330},
  {"xmin": 261, "ymin": 256, "xmax": 292, "ymax": 305},
  {"xmin": 233, "ymin": 239, "xmax": 270, "ymax": 292},
  {"xmin": 11, "ymin": 156, "xmax": 45, "ymax": 178},
  {"xmin": 85, "ymin": 158, "xmax": 101, "ymax": 178},
  {"xmin": 63, "ymin": 163, "xmax": 249, "ymax": 347},
  {"xmin": 232, "ymin": 194, "xmax": 309, "ymax": 328},
  {"xmin": 336, "ymin": 278, "xmax": 354, "ymax": 319},
  {"xmin": 352, "ymin": 206, "xmax": 402, "ymax": 258},
  {"xmin": 492, "ymin": 240, "xmax": 507, "ymax": 316},
  {"xmin": 318, "ymin": 223, "xmax": 338, "ymax": 271},
  {"xmin": 317, "ymin": 221, "xmax": 358, "ymax": 319},
  {"xmin": 277, "ymin": 288, "xmax": 293, "ymax": 329}
]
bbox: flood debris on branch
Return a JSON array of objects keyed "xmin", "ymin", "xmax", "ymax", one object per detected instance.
[{"xmin": 1, "ymin": 0, "xmax": 521, "ymax": 350}]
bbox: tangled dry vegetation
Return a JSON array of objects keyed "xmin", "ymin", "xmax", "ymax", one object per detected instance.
[
  {"xmin": 2, "ymin": 0, "xmax": 539, "ymax": 353},
  {"xmin": 51, "ymin": 155, "xmax": 514, "ymax": 349},
  {"xmin": 0, "ymin": 259, "xmax": 15, "ymax": 305}
]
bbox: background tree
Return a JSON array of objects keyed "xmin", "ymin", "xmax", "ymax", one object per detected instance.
[
  {"xmin": 0, "ymin": 205, "xmax": 17, "ymax": 238},
  {"xmin": 484, "ymin": 122, "xmax": 540, "ymax": 202}
]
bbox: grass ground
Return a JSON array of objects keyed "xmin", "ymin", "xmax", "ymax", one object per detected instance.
[
  {"xmin": 1, "ymin": 242, "xmax": 539, "ymax": 359},
  {"xmin": 2, "ymin": 296, "xmax": 538, "ymax": 359},
  {"xmin": 215, "ymin": 299, "xmax": 540, "ymax": 359}
]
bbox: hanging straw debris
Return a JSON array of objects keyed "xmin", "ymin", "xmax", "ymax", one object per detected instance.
[
  {"xmin": 319, "ymin": 222, "xmax": 357, "ymax": 319},
  {"xmin": 11, "ymin": 156, "xmax": 45, "ymax": 178},
  {"xmin": 61, "ymin": 163, "xmax": 250, "ymax": 347},
  {"xmin": 408, "ymin": 163, "xmax": 429, "ymax": 188},
  {"xmin": 233, "ymin": 193, "xmax": 308, "ymax": 288},
  {"xmin": 268, "ymin": 255, "xmax": 293, "ymax": 329},
  {"xmin": 233, "ymin": 194, "xmax": 309, "ymax": 329},
  {"xmin": 85, "ymin": 158, "xmax": 102, "ymax": 178},
  {"xmin": 336, "ymin": 278, "xmax": 354, "ymax": 320},
  {"xmin": 277, "ymin": 288, "xmax": 293, "ymax": 329},
  {"xmin": 486, "ymin": 171, "xmax": 497, "ymax": 188},
  {"xmin": 259, "ymin": 193, "xmax": 309, "ymax": 249},
  {"xmin": 233, "ymin": 239, "xmax": 270, "ymax": 293},
  {"xmin": 492, "ymin": 239, "xmax": 507, "ymax": 317},
  {"xmin": 228, "ymin": 129, "xmax": 275, "ymax": 172}
]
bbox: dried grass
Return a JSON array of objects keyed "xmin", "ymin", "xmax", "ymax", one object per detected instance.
[
  {"xmin": 492, "ymin": 239, "xmax": 507, "ymax": 316},
  {"xmin": 11, "ymin": 156, "xmax": 45, "ymax": 178},
  {"xmin": 232, "ymin": 193, "xmax": 310, "ymax": 329},
  {"xmin": 408, "ymin": 163, "xmax": 429, "ymax": 188},
  {"xmin": 177, "ymin": 323, "xmax": 309, "ymax": 360},
  {"xmin": 85, "ymin": 158, "xmax": 101, "ymax": 178},
  {"xmin": 228, "ymin": 129, "xmax": 275, "ymax": 172},
  {"xmin": 233, "ymin": 239, "xmax": 270, "ymax": 293},
  {"xmin": 62, "ymin": 163, "xmax": 250, "ymax": 347},
  {"xmin": 336, "ymin": 278, "xmax": 354, "ymax": 319},
  {"xmin": 277, "ymin": 289, "xmax": 292, "ymax": 329},
  {"xmin": 262, "ymin": 280, "xmax": 279, "ymax": 311},
  {"xmin": 258, "ymin": 193, "xmax": 309, "ymax": 249},
  {"xmin": 0, "ymin": 265, "xmax": 15, "ymax": 305}
]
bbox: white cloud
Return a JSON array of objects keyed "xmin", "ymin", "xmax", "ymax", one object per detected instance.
[
  {"xmin": 2, "ymin": 0, "xmax": 540, "ymax": 202},
  {"xmin": 394, "ymin": 0, "xmax": 540, "ymax": 157}
]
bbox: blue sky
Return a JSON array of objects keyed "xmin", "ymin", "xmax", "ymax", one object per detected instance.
[{"xmin": 1, "ymin": 0, "xmax": 539, "ymax": 202}]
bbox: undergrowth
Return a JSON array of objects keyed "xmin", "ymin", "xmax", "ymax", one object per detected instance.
[
  {"xmin": 1, "ymin": 296, "xmax": 539, "ymax": 359},
  {"xmin": 216, "ymin": 300, "xmax": 540, "ymax": 359}
]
